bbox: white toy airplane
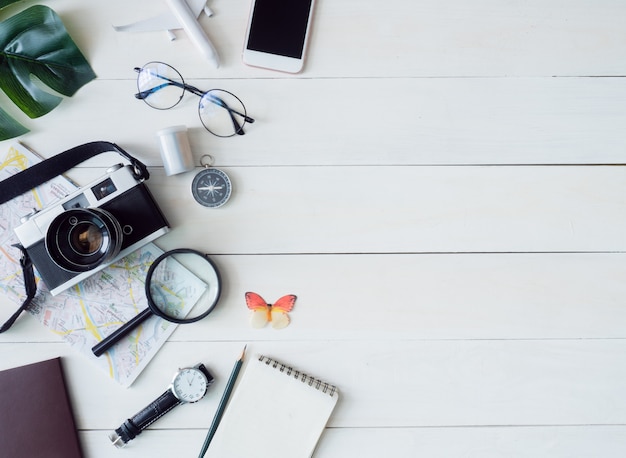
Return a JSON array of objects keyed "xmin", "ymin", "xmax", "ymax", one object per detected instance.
[{"xmin": 114, "ymin": 0, "xmax": 219, "ymax": 68}]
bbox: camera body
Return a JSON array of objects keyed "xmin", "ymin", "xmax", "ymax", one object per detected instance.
[{"xmin": 14, "ymin": 164, "xmax": 169, "ymax": 296}]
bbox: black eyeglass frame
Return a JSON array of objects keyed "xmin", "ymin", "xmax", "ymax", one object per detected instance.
[{"xmin": 134, "ymin": 62, "xmax": 255, "ymax": 137}]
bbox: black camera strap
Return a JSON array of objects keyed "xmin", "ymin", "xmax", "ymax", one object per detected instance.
[
  {"xmin": 0, "ymin": 245, "xmax": 37, "ymax": 333},
  {"xmin": 0, "ymin": 141, "xmax": 149, "ymax": 204},
  {"xmin": 0, "ymin": 141, "xmax": 150, "ymax": 333}
]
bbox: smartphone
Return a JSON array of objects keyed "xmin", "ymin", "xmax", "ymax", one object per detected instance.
[{"xmin": 242, "ymin": 0, "xmax": 316, "ymax": 73}]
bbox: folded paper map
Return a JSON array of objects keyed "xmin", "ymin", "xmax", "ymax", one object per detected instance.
[{"xmin": 0, "ymin": 142, "xmax": 205, "ymax": 387}]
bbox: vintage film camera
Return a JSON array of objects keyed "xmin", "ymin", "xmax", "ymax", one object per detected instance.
[{"xmin": 14, "ymin": 163, "xmax": 169, "ymax": 295}]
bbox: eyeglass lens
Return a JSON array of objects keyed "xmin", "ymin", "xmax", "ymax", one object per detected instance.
[
  {"xmin": 136, "ymin": 62, "xmax": 253, "ymax": 137},
  {"xmin": 136, "ymin": 62, "xmax": 185, "ymax": 110}
]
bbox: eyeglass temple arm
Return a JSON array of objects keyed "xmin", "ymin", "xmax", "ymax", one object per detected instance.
[
  {"xmin": 134, "ymin": 67, "xmax": 256, "ymax": 128},
  {"xmin": 134, "ymin": 67, "xmax": 188, "ymax": 100},
  {"xmin": 134, "ymin": 68, "xmax": 211, "ymax": 106},
  {"xmin": 204, "ymin": 93, "xmax": 250, "ymax": 135},
  {"xmin": 205, "ymin": 93, "xmax": 255, "ymax": 124}
]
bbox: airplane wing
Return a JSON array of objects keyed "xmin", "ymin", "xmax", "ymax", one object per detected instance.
[{"xmin": 113, "ymin": 0, "xmax": 208, "ymax": 33}]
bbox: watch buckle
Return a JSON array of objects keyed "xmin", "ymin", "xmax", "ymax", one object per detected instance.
[{"xmin": 109, "ymin": 431, "xmax": 127, "ymax": 448}]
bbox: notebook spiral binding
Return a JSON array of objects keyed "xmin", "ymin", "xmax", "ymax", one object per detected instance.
[{"xmin": 258, "ymin": 355, "xmax": 338, "ymax": 397}]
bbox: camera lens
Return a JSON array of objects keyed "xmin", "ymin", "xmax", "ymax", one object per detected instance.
[
  {"xmin": 46, "ymin": 208, "xmax": 123, "ymax": 272},
  {"xmin": 70, "ymin": 222, "xmax": 104, "ymax": 255}
]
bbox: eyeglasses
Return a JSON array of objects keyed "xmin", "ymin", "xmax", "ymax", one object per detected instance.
[{"xmin": 134, "ymin": 62, "xmax": 255, "ymax": 137}]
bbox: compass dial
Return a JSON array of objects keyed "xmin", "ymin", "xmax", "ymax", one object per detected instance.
[{"xmin": 191, "ymin": 168, "xmax": 232, "ymax": 208}]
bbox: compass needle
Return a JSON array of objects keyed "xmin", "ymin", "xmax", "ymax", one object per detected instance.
[{"xmin": 192, "ymin": 167, "xmax": 232, "ymax": 208}]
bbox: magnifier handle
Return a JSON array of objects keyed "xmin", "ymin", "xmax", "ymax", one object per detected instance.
[{"xmin": 92, "ymin": 308, "xmax": 153, "ymax": 357}]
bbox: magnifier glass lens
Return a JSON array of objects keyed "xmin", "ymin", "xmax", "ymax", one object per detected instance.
[{"xmin": 146, "ymin": 249, "xmax": 221, "ymax": 324}]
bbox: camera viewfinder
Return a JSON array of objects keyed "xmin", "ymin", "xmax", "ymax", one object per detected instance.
[{"xmin": 92, "ymin": 178, "xmax": 117, "ymax": 200}]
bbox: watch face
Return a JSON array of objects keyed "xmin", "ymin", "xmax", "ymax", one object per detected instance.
[
  {"xmin": 191, "ymin": 168, "xmax": 232, "ymax": 208},
  {"xmin": 171, "ymin": 368, "xmax": 209, "ymax": 403}
]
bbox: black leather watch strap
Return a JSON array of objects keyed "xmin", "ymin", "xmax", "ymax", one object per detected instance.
[
  {"xmin": 114, "ymin": 389, "xmax": 181, "ymax": 444},
  {"xmin": 197, "ymin": 363, "xmax": 214, "ymax": 385},
  {"xmin": 110, "ymin": 364, "xmax": 213, "ymax": 447}
]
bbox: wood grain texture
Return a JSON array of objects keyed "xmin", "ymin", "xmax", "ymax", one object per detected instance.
[
  {"xmin": 0, "ymin": 0, "xmax": 625, "ymax": 456},
  {"xmin": 78, "ymin": 426, "xmax": 626, "ymax": 458},
  {"xmin": 12, "ymin": 78, "xmax": 626, "ymax": 166}
]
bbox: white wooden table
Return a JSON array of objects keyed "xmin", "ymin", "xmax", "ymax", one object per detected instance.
[{"xmin": 2, "ymin": 0, "xmax": 626, "ymax": 456}]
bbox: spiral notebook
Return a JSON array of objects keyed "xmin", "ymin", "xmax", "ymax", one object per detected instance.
[{"xmin": 204, "ymin": 355, "xmax": 339, "ymax": 458}]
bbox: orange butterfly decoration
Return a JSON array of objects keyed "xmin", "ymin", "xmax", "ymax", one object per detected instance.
[{"xmin": 245, "ymin": 292, "xmax": 297, "ymax": 329}]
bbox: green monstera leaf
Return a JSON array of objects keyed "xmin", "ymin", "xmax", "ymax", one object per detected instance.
[
  {"xmin": 0, "ymin": 0, "xmax": 22, "ymax": 9},
  {"xmin": 0, "ymin": 5, "xmax": 97, "ymax": 140}
]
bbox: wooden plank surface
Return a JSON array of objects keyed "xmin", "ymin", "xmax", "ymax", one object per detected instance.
[
  {"xmin": 5, "ymin": 252, "xmax": 626, "ymax": 342},
  {"xmin": 54, "ymin": 0, "xmax": 626, "ymax": 78},
  {"xmin": 1, "ymin": 0, "xmax": 625, "ymax": 456},
  {"xmin": 2, "ymin": 340, "xmax": 625, "ymax": 429},
  {"xmin": 78, "ymin": 426, "xmax": 626, "ymax": 458},
  {"xmin": 11, "ymin": 78, "xmax": 626, "ymax": 166}
]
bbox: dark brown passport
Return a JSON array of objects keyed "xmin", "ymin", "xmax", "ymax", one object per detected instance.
[{"xmin": 0, "ymin": 357, "xmax": 83, "ymax": 458}]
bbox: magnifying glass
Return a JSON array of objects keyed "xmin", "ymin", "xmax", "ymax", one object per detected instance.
[{"xmin": 92, "ymin": 248, "xmax": 221, "ymax": 357}]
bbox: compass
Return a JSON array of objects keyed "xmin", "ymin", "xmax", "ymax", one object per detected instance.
[{"xmin": 191, "ymin": 167, "xmax": 232, "ymax": 208}]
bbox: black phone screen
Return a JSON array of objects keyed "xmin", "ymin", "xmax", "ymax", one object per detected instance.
[{"xmin": 246, "ymin": 0, "xmax": 313, "ymax": 59}]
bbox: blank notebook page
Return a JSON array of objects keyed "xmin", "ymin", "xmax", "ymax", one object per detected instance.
[{"xmin": 205, "ymin": 355, "xmax": 339, "ymax": 458}]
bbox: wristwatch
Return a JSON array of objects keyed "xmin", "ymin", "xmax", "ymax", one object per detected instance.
[{"xmin": 109, "ymin": 363, "xmax": 214, "ymax": 447}]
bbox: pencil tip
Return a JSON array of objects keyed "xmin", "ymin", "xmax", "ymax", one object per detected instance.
[{"xmin": 240, "ymin": 345, "xmax": 247, "ymax": 360}]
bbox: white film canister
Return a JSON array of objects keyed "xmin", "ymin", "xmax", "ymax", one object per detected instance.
[{"xmin": 156, "ymin": 125, "xmax": 195, "ymax": 176}]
